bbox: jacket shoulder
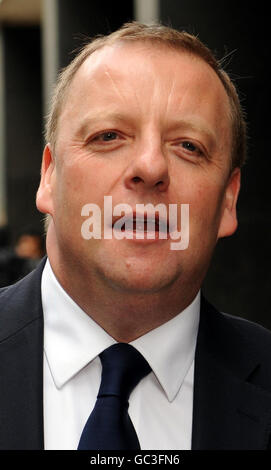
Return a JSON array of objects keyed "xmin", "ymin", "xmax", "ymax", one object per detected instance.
[
  {"xmin": 199, "ymin": 296, "xmax": 271, "ymax": 388},
  {"xmin": 0, "ymin": 258, "xmax": 46, "ymax": 342},
  {"xmin": 222, "ymin": 310, "xmax": 271, "ymax": 350},
  {"xmin": 218, "ymin": 309, "xmax": 271, "ymax": 389}
]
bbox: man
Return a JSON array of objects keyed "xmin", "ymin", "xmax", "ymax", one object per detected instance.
[{"xmin": 1, "ymin": 22, "xmax": 271, "ymax": 450}]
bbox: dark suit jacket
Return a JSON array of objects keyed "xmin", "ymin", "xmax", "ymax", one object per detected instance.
[{"xmin": 1, "ymin": 258, "xmax": 271, "ymax": 450}]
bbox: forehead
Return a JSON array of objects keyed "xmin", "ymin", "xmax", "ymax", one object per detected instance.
[
  {"xmin": 70, "ymin": 40, "xmax": 228, "ymax": 99},
  {"xmin": 58, "ymin": 41, "xmax": 231, "ymax": 143}
]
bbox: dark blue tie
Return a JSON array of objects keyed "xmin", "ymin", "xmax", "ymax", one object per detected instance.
[{"xmin": 77, "ymin": 343, "xmax": 151, "ymax": 450}]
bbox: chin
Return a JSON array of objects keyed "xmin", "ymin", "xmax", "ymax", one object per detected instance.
[
  {"xmin": 100, "ymin": 264, "xmax": 180, "ymax": 294},
  {"xmin": 87, "ymin": 243, "xmax": 183, "ymax": 293}
]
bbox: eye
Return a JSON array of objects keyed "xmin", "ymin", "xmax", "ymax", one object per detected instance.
[
  {"xmin": 181, "ymin": 141, "xmax": 203, "ymax": 155},
  {"xmin": 93, "ymin": 131, "xmax": 119, "ymax": 142},
  {"xmin": 182, "ymin": 141, "xmax": 197, "ymax": 152},
  {"xmin": 171, "ymin": 139, "xmax": 206, "ymax": 160},
  {"xmin": 85, "ymin": 129, "xmax": 127, "ymax": 152}
]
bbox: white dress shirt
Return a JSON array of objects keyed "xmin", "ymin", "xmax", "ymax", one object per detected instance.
[{"xmin": 42, "ymin": 259, "xmax": 200, "ymax": 450}]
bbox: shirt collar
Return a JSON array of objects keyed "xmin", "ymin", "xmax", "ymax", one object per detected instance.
[
  {"xmin": 42, "ymin": 259, "xmax": 200, "ymax": 401},
  {"xmin": 42, "ymin": 260, "xmax": 116, "ymax": 389},
  {"xmin": 131, "ymin": 293, "xmax": 200, "ymax": 402}
]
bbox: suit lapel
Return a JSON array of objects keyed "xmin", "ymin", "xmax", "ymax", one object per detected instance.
[
  {"xmin": 0, "ymin": 259, "xmax": 45, "ymax": 450},
  {"xmin": 192, "ymin": 297, "xmax": 271, "ymax": 449}
]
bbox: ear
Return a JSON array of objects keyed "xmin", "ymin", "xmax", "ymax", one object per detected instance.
[
  {"xmin": 36, "ymin": 144, "xmax": 55, "ymax": 215},
  {"xmin": 217, "ymin": 168, "xmax": 241, "ymax": 239}
]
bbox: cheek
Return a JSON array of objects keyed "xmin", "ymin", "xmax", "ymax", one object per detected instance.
[
  {"xmin": 56, "ymin": 161, "xmax": 103, "ymax": 205},
  {"xmin": 171, "ymin": 170, "xmax": 221, "ymax": 206},
  {"xmin": 189, "ymin": 183, "xmax": 226, "ymax": 242},
  {"xmin": 172, "ymin": 171, "xmax": 226, "ymax": 234},
  {"xmin": 53, "ymin": 159, "xmax": 123, "ymax": 235},
  {"xmin": 52, "ymin": 167, "xmax": 86, "ymax": 229}
]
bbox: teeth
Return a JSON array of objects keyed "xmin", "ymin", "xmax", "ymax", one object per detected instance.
[
  {"xmin": 114, "ymin": 216, "xmax": 168, "ymax": 233},
  {"xmin": 135, "ymin": 219, "xmax": 155, "ymax": 232}
]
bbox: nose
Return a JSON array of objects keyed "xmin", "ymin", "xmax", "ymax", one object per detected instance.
[{"xmin": 124, "ymin": 139, "xmax": 170, "ymax": 194}]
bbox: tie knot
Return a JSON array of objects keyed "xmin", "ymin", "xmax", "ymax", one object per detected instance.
[{"xmin": 98, "ymin": 343, "xmax": 151, "ymax": 401}]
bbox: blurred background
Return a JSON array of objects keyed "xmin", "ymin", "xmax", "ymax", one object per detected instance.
[{"xmin": 0, "ymin": 0, "xmax": 270, "ymax": 328}]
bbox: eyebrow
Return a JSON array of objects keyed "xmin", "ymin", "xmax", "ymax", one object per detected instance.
[
  {"xmin": 167, "ymin": 118, "xmax": 218, "ymax": 151},
  {"xmin": 75, "ymin": 112, "xmax": 134, "ymax": 138}
]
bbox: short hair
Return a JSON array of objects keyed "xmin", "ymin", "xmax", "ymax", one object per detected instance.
[{"xmin": 45, "ymin": 21, "xmax": 247, "ymax": 170}]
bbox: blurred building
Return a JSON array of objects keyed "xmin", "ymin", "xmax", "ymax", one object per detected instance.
[{"xmin": 0, "ymin": 0, "xmax": 270, "ymax": 327}]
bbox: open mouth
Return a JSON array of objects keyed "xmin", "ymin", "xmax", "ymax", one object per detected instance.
[{"xmin": 112, "ymin": 212, "xmax": 170, "ymax": 238}]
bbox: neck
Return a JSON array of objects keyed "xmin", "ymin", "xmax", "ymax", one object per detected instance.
[{"xmin": 49, "ymin": 263, "xmax": 199, "ymax": 343}]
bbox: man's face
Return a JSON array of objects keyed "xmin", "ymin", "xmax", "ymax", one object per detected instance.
[{"xmin": 37, "ymin": 42, "xmax": 240, "ymax": 297}]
